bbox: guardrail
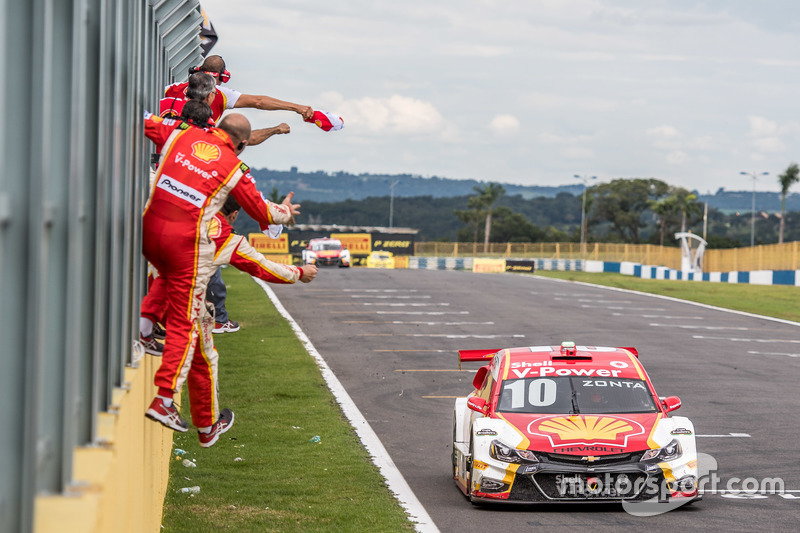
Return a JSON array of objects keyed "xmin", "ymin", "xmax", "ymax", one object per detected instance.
[{"xmin": 0, "ymin": 1, "xmax": 203, "ymax": 532}]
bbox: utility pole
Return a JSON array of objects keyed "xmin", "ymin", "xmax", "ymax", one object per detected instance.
[
  {"xmin": 740, "ymin": 171, "xmax": 768, "ymax": 247},
  {"xmin": 573, "ymin": 174, "xmax": 597, "ymax": 254}
]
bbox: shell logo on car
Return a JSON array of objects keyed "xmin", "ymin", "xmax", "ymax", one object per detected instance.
[{"xmin": 528, "ymin": 415, "xmax": 645, "ymax": 447}]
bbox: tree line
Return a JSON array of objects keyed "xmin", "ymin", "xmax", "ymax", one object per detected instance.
[{"xmin": 235, "ymin": 165, "xmax": 800, "ymax": 247}]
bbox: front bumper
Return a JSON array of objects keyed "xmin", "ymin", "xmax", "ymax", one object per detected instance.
[{"xmin": 472, "ymin": 452, "xmax": 697, "ymax": 504}]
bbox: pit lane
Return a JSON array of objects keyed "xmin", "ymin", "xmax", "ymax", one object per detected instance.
[{"xmin": 268, "ymin": 268, "xmax": 800, "ymax": 532}]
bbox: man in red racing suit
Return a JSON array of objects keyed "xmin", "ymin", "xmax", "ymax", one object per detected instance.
[
  {"xmin": 142, "ymin": 111, "xmax": 299, "ymax": 443},
  {"xmin": 163, "ymin": 55, "xmax": 307, "ymax": 146},
  {"xmin": 140, "ymin": 202, "xmax": 317, "ymax": 441}
]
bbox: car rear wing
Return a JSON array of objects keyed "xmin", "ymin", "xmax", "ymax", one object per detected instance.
[
  {"xmin": 458, "ymin": 349, "xmax": 500, "ymax": 370},
  {"xmin": 619, "ymin": 347, "xmax": 639, "ymax": 358}
]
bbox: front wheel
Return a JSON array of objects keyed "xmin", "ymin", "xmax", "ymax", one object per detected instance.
[{"xmin": 466, "ymin": 436, "xmax": 477, "ymax": 504}]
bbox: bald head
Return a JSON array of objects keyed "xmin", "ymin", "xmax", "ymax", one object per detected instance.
[
  {"xmin": 200, "ymin": 55, "xmax": 225, "ymax": 74},
  {"xmin": 218, "ymin": 114, "xmax": 251, "ymax": 153}
]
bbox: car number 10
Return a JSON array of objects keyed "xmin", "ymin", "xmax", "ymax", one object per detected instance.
[{"xmin": 505, "ymin": 378, "xmax": 557, "ymax": 408}]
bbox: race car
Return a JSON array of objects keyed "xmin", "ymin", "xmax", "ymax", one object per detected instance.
[
  {"xmin": 452, "ymin": 342, "xmax": 699, "ymax": 505},
  {"xmin": 366, "ymin": 250, "xmax": 394, "ymax": 269},
  {"xmin": 301, "ymin": 237, "xmax": 351, "ymax": 267}
]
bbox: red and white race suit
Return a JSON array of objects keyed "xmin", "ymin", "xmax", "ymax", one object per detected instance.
[
  {"xmin": 162, "ymin": 82, "xmax": 241, "ymax": 123},
  {"xmin": 142, "ymin": 112, "xmax": 291, "ymax": 427}
]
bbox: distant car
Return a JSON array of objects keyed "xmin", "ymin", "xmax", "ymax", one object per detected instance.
[
  {"xmin": 366, "ymin": 250, "xmax": 394, "ymax": 268},
  {"xmin": 302, "ymin": 238, "xmax": 351, "ymax": 267},
  {"xmin": 452, "ymin": 342, "xmax": 699, "ymax": 505}
]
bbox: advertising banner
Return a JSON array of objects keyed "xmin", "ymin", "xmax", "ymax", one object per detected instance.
[
  {"xmin": 505, "ymin": 259, "xmax": 537, "ymax": 273},
  {"xmin": 248, "ymin": 233, "xmax": 289, "ymax": 254},
  {"xmin": 371, "ymin": 233, "xmax": 415, "ymax": 256},
  {"xmin": 473, "ymin": 258, "xmax": 506, "ymax": 273}
]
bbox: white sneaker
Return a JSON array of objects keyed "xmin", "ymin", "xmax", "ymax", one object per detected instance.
[{"xmin": 213, "ymin": 320, "xmax": 240, "ymax": 333}]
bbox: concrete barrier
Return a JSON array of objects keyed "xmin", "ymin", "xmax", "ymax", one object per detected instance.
[{"xmin": 409, "ymin": 256, "xmax": 800, "ymax": 286}]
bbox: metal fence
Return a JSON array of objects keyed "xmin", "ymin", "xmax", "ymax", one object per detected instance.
[
  {"xmin": 0, "ymin": 1, "xmax": 202, "ymax": 531},
  {"xmin": 414, "ymin": 241, "xmax": 800, "ymax": 272}
]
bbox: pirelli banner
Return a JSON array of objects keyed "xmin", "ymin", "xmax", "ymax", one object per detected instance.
[
  {"xmin": 471, "ymin": 258, "xmax": 538, "ymax": 273},
  {"xmin": 277, "ymin": 229, "xmax": 415, "ymax": 266},
  {"xmin": 249, "ymin": 233, "xmax": 289, "ymax": 254}
]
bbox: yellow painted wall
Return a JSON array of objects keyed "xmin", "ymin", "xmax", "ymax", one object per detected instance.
[{"xmin": 34, "ymin": 354, "xmax": 172, "ymax": 533}]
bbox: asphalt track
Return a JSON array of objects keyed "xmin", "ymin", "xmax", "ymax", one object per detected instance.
[{"xmin": 269, "ymin": 268, "xmax": 800, "ymax": 533}]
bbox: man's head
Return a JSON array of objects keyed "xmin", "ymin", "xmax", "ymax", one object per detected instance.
[
  {"xmin": 180, "ymin": 100, "xmax": 213, "ymax": 127},
  {"xmin": 220, "ymin": 195, "xmax": 241, "ymax": 224},
  {"xmin": 218, "ymin": 114, "xmax": 251, "ymax": 155},
  {"xmin": 186, "ymin": 72, "xmax": 216, "ymax": 104},
  {"xmin": 197, "ymin": 55, "xmax": 229, "ymax": 85}
]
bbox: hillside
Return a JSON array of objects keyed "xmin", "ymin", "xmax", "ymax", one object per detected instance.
[{"xmin": 250, "ymin": 167, "xmax": 800, "ymax": 213}]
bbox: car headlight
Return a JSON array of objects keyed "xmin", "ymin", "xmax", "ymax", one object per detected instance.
[
  {"xmin": 489, "ymin": 440, "xmax": 539, "ymax": 464},
  {"xmin": 641, "ymin": 438, "xmax": 682, "ymax": 462}
]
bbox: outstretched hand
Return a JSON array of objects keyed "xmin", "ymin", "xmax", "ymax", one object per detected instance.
[
  {"xmin": 281, "ymin": 191, "xmax": 301, "ymax": 223},
  {"xmin": 300, "ymin": 264, "xmax": 318, "ymax": 283},
  {"xmin": 298, "ymin": 105, "xmax": 314, "ymax": 121}
]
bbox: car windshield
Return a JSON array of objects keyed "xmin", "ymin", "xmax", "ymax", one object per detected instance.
[
  {"xmin": 312, "ymin": 242, "xmax": 341, "ymax": 251},
  {"xmin": 496, "ymin": 377, "xmax": 658, "ymax": 414}
]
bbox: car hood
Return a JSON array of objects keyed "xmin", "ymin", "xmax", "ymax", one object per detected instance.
[
  {"xmin": 315, "ymin": 250, "xmax": 342, "ymax": 258},
  {"xmin": 497, "ymin": 412, "xmax": 660, "ymax": 455}
]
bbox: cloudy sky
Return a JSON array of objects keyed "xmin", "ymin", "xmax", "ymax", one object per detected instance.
[{"xmin": 199, "ymin": 1, "xmax": 800, "ymax": 194}]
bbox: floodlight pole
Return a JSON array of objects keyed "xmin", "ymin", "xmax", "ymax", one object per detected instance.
[
  {"xmin": 573, "ymin": 174, "xmax": 597, "ymax": 255},
  {"xmin": 740, "ymin": 171, "xmax": 769, "ymax": 247},
  {"xmin": 388, "ymin": 179, "xmax": 400, "ymax": 228}
]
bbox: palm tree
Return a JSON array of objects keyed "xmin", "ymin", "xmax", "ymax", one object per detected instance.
[
  {"xmin": 454, "ymin": 199, "xmax": 484, "ymax": 244},
  {"xmin": 778, "ymin": 163, "xmax": 799, "ymax": 244},
  {"xmin": 672, "ymin": 189, "xmax": 703, "ymax": 233},
  {"xmin": 473, "ymin": 183, "xmax": 506, "ymax": 253},
  {"xmin": 648, "ymin": 196, "xmax": 678, "ymax": 246}
]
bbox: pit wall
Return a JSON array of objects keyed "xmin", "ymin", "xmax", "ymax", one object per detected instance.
[{"xmin": 34, "ymin": 356, "xmax": 173, "ymax": 533}]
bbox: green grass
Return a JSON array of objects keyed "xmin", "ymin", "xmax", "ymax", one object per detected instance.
[
  {"xmin": 534, "ymin": 270, "xmax": 800, "ymax": 323},
  {"xmin": 161, "ymin": 269, "xmax": 414, "ymax": 532}
]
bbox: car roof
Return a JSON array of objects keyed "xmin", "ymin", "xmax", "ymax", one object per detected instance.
[{"xmin": 495, "ymin": 345, "xmax": 647, "ymax": 381}]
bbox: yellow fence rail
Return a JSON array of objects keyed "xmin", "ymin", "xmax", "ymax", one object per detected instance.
[{"xmin": 414, "ymin": 241, "xmax": 800, "ymax": 272}]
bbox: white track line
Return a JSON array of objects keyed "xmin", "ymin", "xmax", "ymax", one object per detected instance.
[
  {"xmin": 255, "ymin": 280, "xmax": 439, "ymax": 533},
  {"xmin": 538, "ymin": 276, "xmax": 800, "ymax": 328}
]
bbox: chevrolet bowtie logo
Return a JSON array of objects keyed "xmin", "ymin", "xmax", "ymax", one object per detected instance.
[{"xmin": 581, "ymin": 456, "xmax": 600, "ymax": 462}]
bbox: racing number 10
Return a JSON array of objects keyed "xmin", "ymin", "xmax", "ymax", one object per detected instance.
[{"xmin": 505, "ymin": 378, "xmax": 557, "ymax": 409}]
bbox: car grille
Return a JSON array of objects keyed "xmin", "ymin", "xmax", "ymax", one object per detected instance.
[
  {"xmin": 539, "ymin": 451, "xmax": 645, "ymax": 466},
  {"xmin": 533, "ymin": 472, "xmax": 655, "ymax": 500}
]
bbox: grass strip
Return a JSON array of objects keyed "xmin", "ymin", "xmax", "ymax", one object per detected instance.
[
  {"xmin": 533, "ymin": 270, "xmax": 800, "ymax": 323},
  {"xmin": 161, "ymin": 269, "xmax": 415, "ymax": 532}
]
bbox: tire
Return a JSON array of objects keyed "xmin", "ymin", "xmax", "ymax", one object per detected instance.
[
  {"xmin": 451, "ymin": 418, "xmax": 458, "ymax": 479},
  {"xmin": 467, "ymin": 436, "xmax": 479, "ymax": 504}
]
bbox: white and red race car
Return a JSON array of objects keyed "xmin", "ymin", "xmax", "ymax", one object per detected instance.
[
  {"xmin": 452, "ymin": 342, "xmax": 700, "ymax": 505},
  {"xmin": 301, "ymin": 237, "xmax": 351, "ymax": 267}
]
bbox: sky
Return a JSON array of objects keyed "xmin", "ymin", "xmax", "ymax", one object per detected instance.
[{"xmin": 199, "ymin": 1, "xmax": 800, "ymax": 194}]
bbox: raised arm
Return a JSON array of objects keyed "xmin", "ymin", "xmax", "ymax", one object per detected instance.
[
  {"xmin": 234, "ymin": 93, "xmax": 313, "ymax": 120},
  {"xmin": 248, "ymin": 123, "xmax": 290, "ymax": 146}
]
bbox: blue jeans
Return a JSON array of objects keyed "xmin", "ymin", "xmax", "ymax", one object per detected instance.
[{"xmin": 206, "ymin": 267, "xmax": 228, "ymax": 324}]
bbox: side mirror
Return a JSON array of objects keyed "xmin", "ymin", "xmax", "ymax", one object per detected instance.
[
  {"xmin": 661, "ymin": 396, "xmax": 681, "ymax": 413},
  {"xmin": 467, "ymin": 396, "xmax": 489, "ymax": 415},
  {"xmin": 472, "ymin": 365, "xmax": 490, "ymax": 390}
]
